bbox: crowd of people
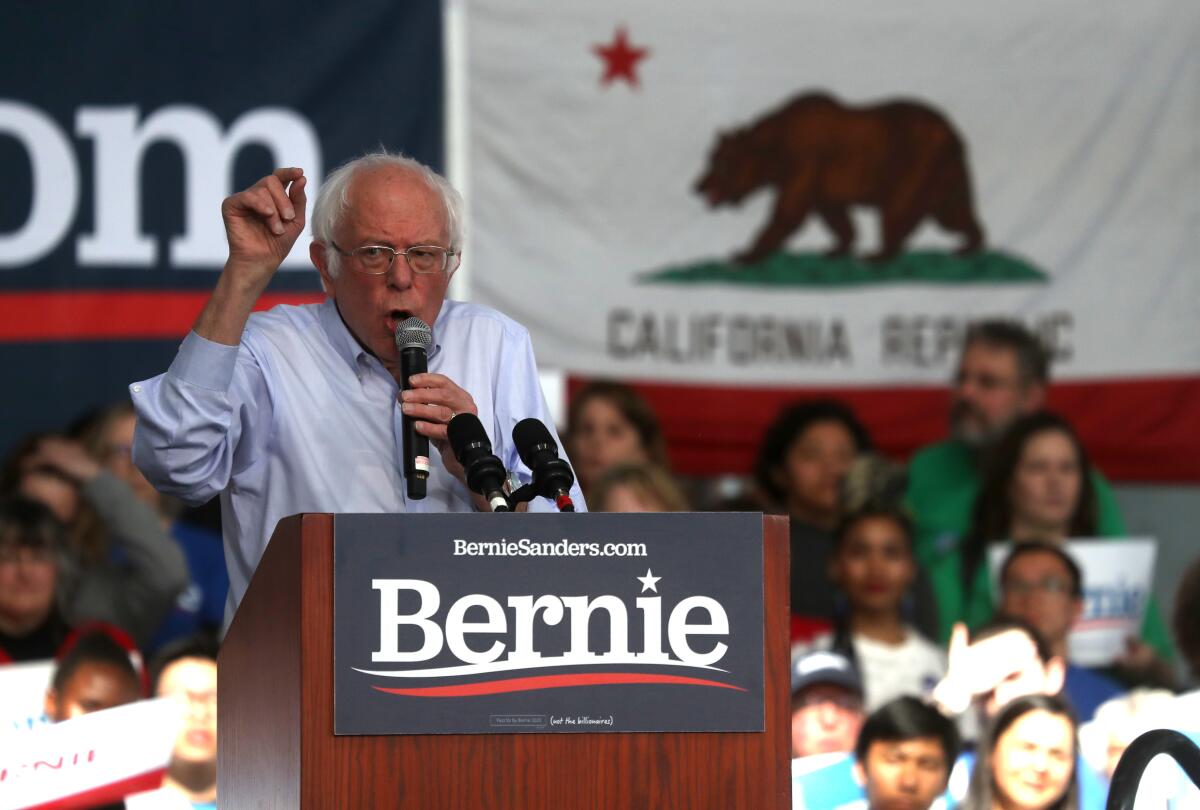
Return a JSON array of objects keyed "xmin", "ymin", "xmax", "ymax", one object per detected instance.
[
  {"xmin": 1, "ymin": 404, "xmax": 225, "ymax": 808},
  {"xmin": 1, "ymin": 152, "xmax": 1195, "ymax": 810},
  {"xmin": 563, "ymin": 319, "xmax": 1197, "ymax": 809}
]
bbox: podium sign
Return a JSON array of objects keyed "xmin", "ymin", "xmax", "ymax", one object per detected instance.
[{"xmin": 333, "ymin": 512, "xmax": 764, "ymax": 735}]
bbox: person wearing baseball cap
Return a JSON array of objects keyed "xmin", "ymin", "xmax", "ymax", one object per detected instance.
[{"xmin": 791, "ymin": 649, "xmax": 866, "ymax": 758}]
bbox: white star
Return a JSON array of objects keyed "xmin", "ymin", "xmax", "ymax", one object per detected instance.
[{"xmin": 637, "ymin": 568, "xmax": 661, "ymax": 593}]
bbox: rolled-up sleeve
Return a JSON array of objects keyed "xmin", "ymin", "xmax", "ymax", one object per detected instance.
[{"xmin": 130, "ymin": 330, "xmax": 268, "ymax": 506}]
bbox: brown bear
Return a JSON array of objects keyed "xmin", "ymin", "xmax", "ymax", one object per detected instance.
[{"xmin": 695, "ymin": 92, "xmax": 985, "ymax": 264}]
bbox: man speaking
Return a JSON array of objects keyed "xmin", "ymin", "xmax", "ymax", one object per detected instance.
[{"xmin": 130, "ymin": 154, "xmax": 584, "ymax": 619}]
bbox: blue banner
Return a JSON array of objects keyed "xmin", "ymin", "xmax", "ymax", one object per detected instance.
[{"xmin": 0, "ymin": 1, "xmax": 444, "ymax": 455}]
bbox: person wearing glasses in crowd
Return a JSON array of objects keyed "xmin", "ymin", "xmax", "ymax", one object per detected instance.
[
  {"xmin": 130, "ymin": 154, "xmax": 583, "ymax": 619},
  {"xmin": 996, "ymin": 542, "xmax": 1124, "ymax": 722}
]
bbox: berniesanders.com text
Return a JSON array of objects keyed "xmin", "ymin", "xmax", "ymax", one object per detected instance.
[{"xmin": 452, "ymin": 538, "xmax": 648, "ymax": 558}]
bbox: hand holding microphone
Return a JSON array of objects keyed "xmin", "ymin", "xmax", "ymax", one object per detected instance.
[
  {"xmin": 395, "ymin": 318, "xmax": 483, "ymax": 501},
  {"xmin": 390, "ymin": 322, "xmax": 573, "ymax": 513},
  {"xmin": 395, "ymin": 318, "xmax": 433, "ymax": 499}
]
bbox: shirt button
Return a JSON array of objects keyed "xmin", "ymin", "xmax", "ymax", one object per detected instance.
[{"xmin": 132, "ymin": 385, "xmax": 142, "ymax": 393}]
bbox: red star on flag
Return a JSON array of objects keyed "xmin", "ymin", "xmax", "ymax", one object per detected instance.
[{"xmin": 593, "ymin": 26, "xmax": 649, "ymax": 88}]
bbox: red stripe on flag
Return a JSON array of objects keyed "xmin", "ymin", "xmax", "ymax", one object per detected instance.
[
  {"xmin": 570, "ymin": 375, "xmax": 1200, "ymax": 483},
  {"xmin": 22, "ymin": 766, "xmax": 167, "ymax": 810},
  {"xmin": 372, "ymin": 672, "xmax": 746, "ymax": 697},
  {"xmin": 0, "ymin": 290, "xmax": 325, "ymax": 341}
]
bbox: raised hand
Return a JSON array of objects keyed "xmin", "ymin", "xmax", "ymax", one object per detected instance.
[
  {"xmin": 23, "ymin": 437, "xmax": 102, "ymax": 484},
  {"xmin": 933, "ymin": 623, "xmax": 1041, "ymax": 714},
  {"xmin": 221, "ymin": 167, "xmax": 308, "ymax": 287},
  {"xmin": 194, "ymin": 168, "xmax": 309, "ymax": 346}
]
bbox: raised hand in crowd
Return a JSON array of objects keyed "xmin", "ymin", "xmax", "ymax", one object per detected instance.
[
  {"xmin": 22, "ymin": 437, "xmax": 103, "ymax": 486},
  {"xmin": 931, "ymin": 622, "xmax": 1064, "ymax": 717}
]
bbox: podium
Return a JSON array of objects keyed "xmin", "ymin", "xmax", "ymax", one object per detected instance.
[{"xmin": 218, "ymin": 513, "xmax": 791, "ymax": 808}]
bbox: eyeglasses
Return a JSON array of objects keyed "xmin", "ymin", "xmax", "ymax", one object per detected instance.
[
  {"xmin": 329, "ymin": 241, "xmax": 458, "ymax": 276},
  {"xmin": 1004, "ymin": 577, "xmax": 1074, "ymax": 597}
]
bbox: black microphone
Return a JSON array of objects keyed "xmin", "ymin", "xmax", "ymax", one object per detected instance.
[
  {"xmin": 512, "ymin": 418, "xmax": 576, "ymax": 512},
  {"xmin": 447, "ymin": 413, "xmax": 511, "ymax": 512},
  {"xmin": 395, "ymin": 317, "xmax": 432, "ymax": 500}
]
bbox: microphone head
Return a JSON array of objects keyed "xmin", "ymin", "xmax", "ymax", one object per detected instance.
[
  {"xmin": 512, "ymin": 418, "xmax": 557, "ymax": 468},
  {"xmin": 394, "ymin": 317, "xmax": 432, "ymax": 352},
  {"xmin": 448, "ymin": 412, "xmax": 491, "ymax": 463}
]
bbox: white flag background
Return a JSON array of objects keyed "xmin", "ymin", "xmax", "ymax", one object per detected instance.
[{"xmin": 463, "ymin": 0, "xmax": 1200, "ymax": 480}]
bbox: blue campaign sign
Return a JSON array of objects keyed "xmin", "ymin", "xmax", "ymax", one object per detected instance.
[
  {"xmin": 333, "ymin": 512, "xmax": 766, "ymax": 735},
  {"xmin": 0, "ymin": 2, "xmax": 443, "ymax": 455}
]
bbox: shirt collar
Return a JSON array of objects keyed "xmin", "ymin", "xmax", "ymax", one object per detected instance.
[{"xmin": 317, "ymin": 297, "xmax": 443, "ymax": 372}]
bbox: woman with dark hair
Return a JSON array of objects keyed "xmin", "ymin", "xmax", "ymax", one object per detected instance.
[
  {"xmin": 965, "ymin": 693, "xmax": 1079, "ymax": 810},
  {"xmin": 964, "ymin": 412, "xmax": 1096, "ymax": 579},
  {"xmin": 934, "ymin": 411, "xmax": 1173, "ymax": 666},
  {"xmin": 0, "ymin": 497, "xmax": 71, "ymax": 662},
  {"xmin": 812, "ymin": 505, "xmax": 947, "ymax": 711},
  {"xmin": 565, "ymin": 381, "xmax": 670, "ymax": 500},
  {"xmin": 950, "ymin": 412, "xmax": 1096, "ymax": 631},
  {"xmin": 752, "ymin": 400, "xmax": 872, "ymax": 634}
]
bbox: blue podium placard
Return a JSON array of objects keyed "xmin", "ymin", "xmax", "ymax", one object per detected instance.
[{"xmin": 333, "ymin": 512, "xmax": 764, "ymax": 735}]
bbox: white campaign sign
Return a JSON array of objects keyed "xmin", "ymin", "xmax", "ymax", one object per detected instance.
[
  {"xmin": 988, "ymin": 538, "xmax": 1157, "ymax": 667},
  {"xmin": 465, "ymin": 0, "xmax": 1200, "ymax": 386},
  {"xmin": 0, "ymin": 660, "xmax": 54, "ymax": 736},
  {"xmin": 0, "ymin": 698, "xmax": 180, "ymax": 810}
]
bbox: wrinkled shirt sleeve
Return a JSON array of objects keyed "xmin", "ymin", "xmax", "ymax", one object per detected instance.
[{"xmin": 130, "ymin": 330, "xmax": 272, "ymax": 506}]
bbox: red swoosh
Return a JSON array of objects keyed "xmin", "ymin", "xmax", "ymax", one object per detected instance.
[{"xmin": 372, "ymin": 672, "xmax": 747, "ymax": 697}]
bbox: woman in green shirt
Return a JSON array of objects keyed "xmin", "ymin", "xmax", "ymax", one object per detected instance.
[{"xmin": 930, "ymin": 411, "xmax": 1173, "ymax": 671}]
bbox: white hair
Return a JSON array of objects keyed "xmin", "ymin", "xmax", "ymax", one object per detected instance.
[{"xmin": 311, "ymin": 151, "xmax": 464, "ymax": 278}]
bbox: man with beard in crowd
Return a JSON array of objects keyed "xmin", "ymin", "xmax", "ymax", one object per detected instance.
[{"xmin": 903, "ymin": 321, "xmax": 1126, "ymax": 638}]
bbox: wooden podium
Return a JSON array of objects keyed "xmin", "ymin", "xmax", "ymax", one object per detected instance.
[{"xmin": 218, "ymin": 513, "xmax": 791, "ymax": 808}]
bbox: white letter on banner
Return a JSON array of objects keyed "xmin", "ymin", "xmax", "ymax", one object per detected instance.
[
  {"xmin": 371, "ymin": 579, "xmax": 442, "ymax": 663},
  {"xmin": 0, "ymin": 101, "xmax": 79, "ymax": 267},
  {"xmin": 561, "ymin": 595, "xmax": 629, "ymax": 659},
  {"xmin": 634, "ymin": 596, "xmax": 669, "ymax": 662},
  {"xmin": 76, "ymin": 105, "xmax": 321, "ymax": 268},
  {"xmin": 668, "ymin": 596, "xmax": 729, "ymax": 667},
  {"xmin": 445, "ymin": 595, "xmax": 507, "ymax": 664},
  {"xmin": 507, "ymin": 595, "xmax": 564, "ymax": 663}
]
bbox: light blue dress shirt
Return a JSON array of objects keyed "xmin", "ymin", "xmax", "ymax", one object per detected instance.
[{"xmin": 130, "ymin": 297, "xmax": 585, "ymax": 620}]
